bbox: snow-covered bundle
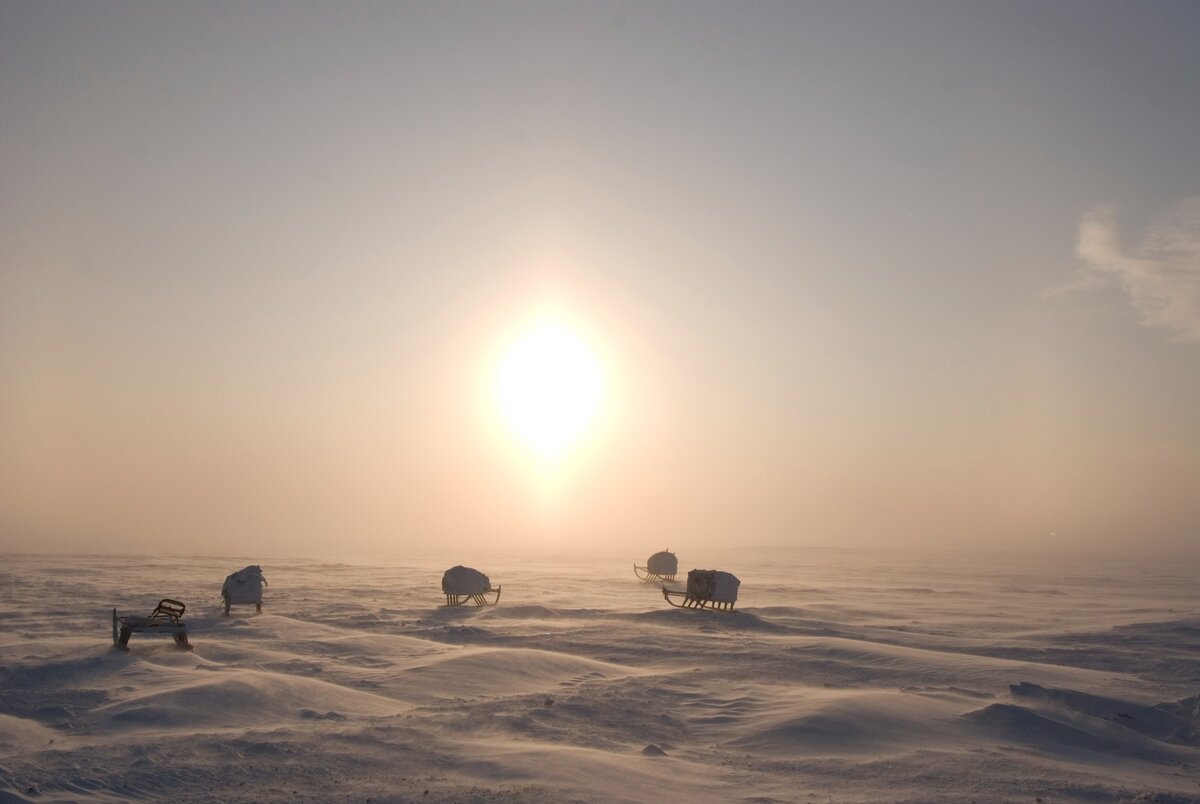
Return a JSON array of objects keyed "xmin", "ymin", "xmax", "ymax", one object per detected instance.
[
  {"xmin": 686, "ymin": 569, "xmax": 740, "ymax": 603},
  {"xmin": 646, "ymin": 550, "xmax": 678, "ymax": 576},
  {"xmin": 441, "ymin": 566, "xmax": 491, "ymax": 596},
  {"xmin": 222, "ymin": 565, "xmax": 267, "ymax": 604}
]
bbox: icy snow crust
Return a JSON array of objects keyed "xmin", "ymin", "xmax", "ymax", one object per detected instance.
[{"xmin": 1, "ymin": 549, "xmax": 1198, "ymax": 803}]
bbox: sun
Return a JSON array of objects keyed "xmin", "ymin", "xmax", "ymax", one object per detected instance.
[{"xmin": 494, "ymin": 314, "xmax": 605, "ymax": 462}]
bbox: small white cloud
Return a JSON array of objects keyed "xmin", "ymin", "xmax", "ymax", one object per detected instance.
[{"xmin": 1073, "ymin": 199, "xmax": 1200, "ymax": 341}]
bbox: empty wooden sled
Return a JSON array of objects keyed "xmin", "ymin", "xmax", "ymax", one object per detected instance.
[
  {"xmin": 662, "ymin": 569, "xmax": 740, "ymax": 613},
  {"xmin": 441, "ymin": 565, "xmax": 501, "ymax": 607},
  {"xmin": 634, "ymin": 549, "xmax": 678, "ymax": 582},
  {"xmin": 112, "ymin": 598, "xmax": 192, "ymax": 650}
]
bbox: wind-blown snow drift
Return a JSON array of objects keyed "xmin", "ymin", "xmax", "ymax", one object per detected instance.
[{"xmin": 0, "ymin": 549, "xmax": 1196, "ymax": 802}]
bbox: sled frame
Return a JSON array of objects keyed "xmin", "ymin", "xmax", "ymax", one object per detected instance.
[
  {"xmin": 443, "ymin": 586, "xmax": 502, "ymax": 608},
  {"xmin": 112, "ymin": 598, "xmax": 192, "ymax": 650},
  {"xmin": 662, "ymin": 586, "xmax": 736, "ymax": 612},
  {"xmin": 634, "ymin": 564, "xmax": 677, "ymax": 582},
  {"xmin": 223, "ymin": 597, "xmax": 263, "ymax": 616}
]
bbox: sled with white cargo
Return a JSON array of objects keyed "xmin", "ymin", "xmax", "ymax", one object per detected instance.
[
  {"xmin": 222, "ymin": 565, "xmax": 267, "ymax": 615},
  {"xmin": 112, "ymin": 598, "xmax": 192, "ymax": 649},
  {"xmin": 634, "ymin": 549, "xmax": 678, "ymax": 582},
  {"xmin": 440, "ymin": 565, "xmax": 501, "ymax": 607},
  {"xmin": 662, "ymin": 569, "xmax": 740, "ymax": 612}
]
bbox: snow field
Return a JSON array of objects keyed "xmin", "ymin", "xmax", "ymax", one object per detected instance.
[{"xmin": 0, "ymin": 549, "xmax": 1197, "ymax": 802}]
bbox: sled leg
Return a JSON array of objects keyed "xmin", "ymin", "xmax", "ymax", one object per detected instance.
[{"xmin": 255, "ymin": 602, "xmax": 262, "ymax": 613}]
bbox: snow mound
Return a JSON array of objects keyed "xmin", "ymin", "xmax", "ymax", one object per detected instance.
[
  {"xmin": 962, "ymin": 702, "xmax": 1128, "ymax": 752},
  {"xmin": 1011, "ymin": 682, "xmax": 1200, "ymax": 746},
  {"xmin": 0, "ymin": 713, "xmax": 60, "ymax": 753},
  {"xmin": 726, "ymin": 691, "xmax": 960, "ymax": 756},
  {"xmin": 92, "ymin": 669, "xmax": 409, "ymax": 730},
  {"xmin": 396, "ymin": 647, "xmax": 638, "ymax": 703}
]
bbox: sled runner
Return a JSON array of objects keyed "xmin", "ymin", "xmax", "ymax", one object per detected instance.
[
  {"xmin": 443, "ymin": 588, "xmax": 502, "ymax": 607},
  {"xmin": 662, "ymin": 569, "xmax": 740, "ymax": 612},
  {"xmin": 634, "ymin": 549, "xmax": 678, "ymax": 582},
  {"xmin": 441, "ymin": 565, "xmax": 501, "ymax": 607},
  {"xmin": 112, "ymin": 598, "xmax": 192, "ymax": 649},
  {"xmin": 221, "ymin": 565, "xmax": 267, "ymax": 615}
]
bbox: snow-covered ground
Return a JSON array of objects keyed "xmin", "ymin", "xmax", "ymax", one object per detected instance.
[{"xmin": 1, "ymin": 548, "xmax": 1197, "ymax": 803}]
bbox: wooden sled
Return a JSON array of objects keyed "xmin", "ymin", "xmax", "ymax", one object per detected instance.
[
  {"xmin": 221, "ymin": 565, "xmax": 267, "ymax": 616},
  {"xmin": 661, "ymin": 586, "xmax": 736, "ymax": 612},
  {"xmin": 635, "ymin": 550, "xmax": 679, "ymax": 583},
  {"xmin": 662, "ymin": 570, "xmax": 740, "ymax": 613},
  {"xmin": 112, "ymin": 598, "xmax": 192, "ymax": 650},
  {"xmin": 634, "ymin": 564, "xmax": 677, "ymax": 582},
  {"xmin": 442, "ymin": 586, "xmax": 502, "ymax": 607}
]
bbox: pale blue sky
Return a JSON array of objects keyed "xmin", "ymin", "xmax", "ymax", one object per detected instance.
[{"xmin": 2, "ymin": 1, "xmax": 1198, "ymax": 556}]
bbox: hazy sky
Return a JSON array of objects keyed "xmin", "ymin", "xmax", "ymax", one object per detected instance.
[{"xmin": 2, "ymin": 1, "xmax": 1198, "ymax": 557}]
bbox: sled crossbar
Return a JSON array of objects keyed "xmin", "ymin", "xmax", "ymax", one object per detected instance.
[
  {"xmin": 634, "ymin": 564, "xmax": 677, "ymax": 582},
  {"xmin": 443, "ymin": 586, "xmax": 502, "ymax": 607},
  {"xmin": 661, "ymin": 586, "xmax": 736, "ymax": 612}
]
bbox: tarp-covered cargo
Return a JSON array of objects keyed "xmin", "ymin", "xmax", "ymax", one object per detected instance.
[
  {"xmin": 646, "ymin": 550, "xmax": 678, "ymax": 576},
  {"xmin": 442, "ymin": 565, "xmax": 492, "ymax": 596},
  {"xmin": 685, "ymin": 569, "xmax": 740, "ymax": 603},
  {"xmin": 222, "ymin": 565, "xmax": 267, "ymax": 605}
]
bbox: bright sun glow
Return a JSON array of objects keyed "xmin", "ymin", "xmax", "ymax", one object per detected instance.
[{"xmin": 494, "ymin": 315, "xmax": 604, "ymax": 462}]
